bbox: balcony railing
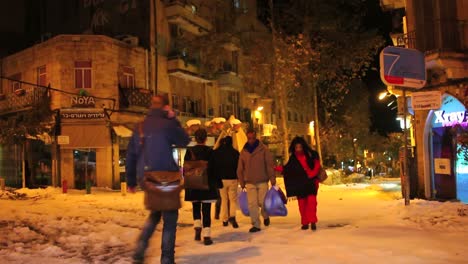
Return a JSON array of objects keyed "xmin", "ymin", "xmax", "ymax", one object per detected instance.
[
  {"xmin": 0, "ymin": 86, "xmax": 48, "ymax": 114},
  {"xmin": 390, "ymin": 20, "xmax": 467, "ymax": 53},
  {"xmin": 390, "ymin": 31, "xmax": 417, "ymax": 49},
  {"xmin": 119, "ymin": 87, "xmax": 152, "ymax": 109}
]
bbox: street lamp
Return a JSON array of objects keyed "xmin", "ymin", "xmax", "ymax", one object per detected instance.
[
  {"xmin": 378, "ymin": 91, "xmax": 388, "ymax": 100},
  {"xmin": 256, "ymin": 106, "xmax": 264, "ymax": 111}
]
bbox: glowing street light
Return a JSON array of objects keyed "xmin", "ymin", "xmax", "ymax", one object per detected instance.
[
  {"xmin": 256, "ymin": 106, "xmax": 264, "ymax": 111},
  {"xmin": 378, "ymin": 91, "xmax": 388, "ymax": 100}
]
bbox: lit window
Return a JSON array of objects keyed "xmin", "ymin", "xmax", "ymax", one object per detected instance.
[
  {"xmin": 10, "ymin": 73, "xmax": 21, "ymax": 93},
  {"xmin": 75, "ymin": 61, "xmax": 92, "ymax": 89},
  {"xmin": 37, "ymin": 66, "xmax": 47, "ymax": 86},
  {"xmin": 120, "ymin": 66, "xmax": 135, "ymax": 88}
]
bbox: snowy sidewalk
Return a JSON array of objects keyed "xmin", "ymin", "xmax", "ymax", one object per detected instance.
[{"xmin": 0, "ymin": 184, "xmax": 467, "ymax": 264}]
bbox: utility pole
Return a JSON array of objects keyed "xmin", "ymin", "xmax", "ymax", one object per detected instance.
[
  {"xmin": 149, "ymin": 0, "xmax": 157, "ymax": 95},
  {"xmin": 402, "ymin": 87, "xmax": 410, "ymax": 205},
  {"xmin": 313, "ymin": 83, "xmax": 323, "ymax": 163}
]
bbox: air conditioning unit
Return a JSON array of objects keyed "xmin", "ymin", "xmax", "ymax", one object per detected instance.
[{"xmin": 115, "ymin": 35, "xmax": 139, "ymax": 46}]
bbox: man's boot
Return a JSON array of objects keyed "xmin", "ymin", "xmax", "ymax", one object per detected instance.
[{"xmin": 228, "ymin": 217, "xmax": 239, "ymax": 228}]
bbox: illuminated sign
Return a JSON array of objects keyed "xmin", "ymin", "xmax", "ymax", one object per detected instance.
[
  {"xmin": 433, "ymin": 110, "xmax": 468, "ymax": 127},
  {"xmin": 71, "ymin": 96, "xmax": 96, "ymax": 108},
  {"xmin": 61, "ymin": 112, "xmax": 105, "ymax": 119}
]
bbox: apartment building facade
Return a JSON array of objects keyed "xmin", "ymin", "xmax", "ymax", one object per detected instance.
[
  {"xmin": 381, "ymin": 0, "xmax": 468, "ymax": 202},
  {"xmin": 0, "ymin": 0, "xmax": 312, "ymax": 189}
]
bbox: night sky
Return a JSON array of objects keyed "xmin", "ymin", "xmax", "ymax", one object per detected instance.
[{"xmin": 362, "ymin": 0, "xmax": 402, "ymax": 135}]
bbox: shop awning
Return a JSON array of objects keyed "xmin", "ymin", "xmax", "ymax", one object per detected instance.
[
  {"xmin": 113, "ymin": 125, "xmax": 133, "ymax": 138},
  {"xmin": 60, "ymin": 125, "xmax": 110, "ymax": 149}
]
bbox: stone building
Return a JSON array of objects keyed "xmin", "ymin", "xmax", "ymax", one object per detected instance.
[
  {"xmin": 381, "ymin": 0, "xmax": 468, "ymax": 202},
  {"xmin": 0, "ymin": 0, "xmax": 313, "ymax": 189}
]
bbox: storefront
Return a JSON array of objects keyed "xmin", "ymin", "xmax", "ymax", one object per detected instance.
[
  {"xmin": 59, "ymin": 108, "xmax": 114, "ymax": 189},
  {"xmin": 424, "ymin": 94, "xmax": 468, "ymax": 203}
]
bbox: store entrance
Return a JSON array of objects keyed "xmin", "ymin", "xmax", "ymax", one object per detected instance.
[
  {"xmin": 73, "ymin": 149, "xmax": 96, "ymax": 190},
  {"xmin": 431, "ymin": 127, "xmax": 456, "ymax": 200}
]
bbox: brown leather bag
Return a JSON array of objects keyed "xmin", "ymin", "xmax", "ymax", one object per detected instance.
[
  {"xmin": 317, "ymin": 168, "xmax": 328, "ymax": 183},
  {"xmin": 183, "ymin": 149, "xmax": 209, "ymax": 190},
  {"xmin": 142, "ymin": 171, "xmax": 183, "ymax": 211},
  {"xmin": 138, "ymin": 123, "xmax": 183, "ymax": 211}
]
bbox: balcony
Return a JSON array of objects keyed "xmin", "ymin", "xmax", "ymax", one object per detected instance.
[
  {"xmin": 387, "ymin": 20, "xmax": 467, "ymax": 80},
  {"xmin": 380, "ymin": 0, "xmax": 405, "ymax": 11},
  {"xmin": 119, "ymin": 87, "xmax": 152, "ymax": 109},
  {"xmin": 0, "ymin": 86, "xmax": 48, "ymax": 115},
  {"xmin": 164, "ymin": 0, "xmax": 213, "ymax": 36},
  {"xmin": 390, "ymin": 31, "xmax": 416, "ymax": 49},
  {"xmin": 412, "ymin": 20, "xmax": 467, "ymax": 53},
  {"xmin": 217, "ymin": 64, "xmax": 242, "ymax": 91},
  {"xmin": 222, "ymin": 36, "xmax": 241, "ymax": 51},
  {"xmin": 167, "ymin": 55, "xmax": 209, "ymax": 83}
]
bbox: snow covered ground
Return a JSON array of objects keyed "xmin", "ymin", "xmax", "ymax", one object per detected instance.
[{"xmin": 1, "ymin": 181, "xmax": 467, "ymax": 264}]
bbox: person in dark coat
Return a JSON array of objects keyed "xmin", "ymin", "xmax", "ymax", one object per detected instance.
[
  {"xmin": 210, "ymin": 136, "xmax": 240, "ymax": 228},
  {"xmin": 126, "ymin": 95, "xmax": 190, "ymax": 264},
  {"xmin": 184, "ymin": 128, "xmax": 222, "ymax": 245},
  {"xmin": 275, "ymin": 137, "xmax": 321, "ymax": 231}
]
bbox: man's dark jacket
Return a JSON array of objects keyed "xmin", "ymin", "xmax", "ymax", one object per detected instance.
[{"xmin": 126, "ymin": 109, "xmax": 190, "ymax": 188}]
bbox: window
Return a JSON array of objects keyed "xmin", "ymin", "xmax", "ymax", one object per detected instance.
[
  {"xmin": 294, "ymin": 113, "xmax": 298, "ymax": 122},
  {"xmin": 232, "ymin": 51, "xmax": 239, "ymax": 74},
  {"xmin": 37, "ymin": 66, "xmax": 47, "ymax": 86},
  {"xmin": 120, "ymin": 66, "xmax": 135, "ymax": 88},
  {"xmin": 171, "ymin": 94, "xmax": 179, "ymax": 110},
  {"xmin": 75, "ymin": 61, "xmax": 92, "ymax": 89},
  {"xmin": 233, "ymin": 0, "xmax": 240, "ymax": 9},
  {"xmin": 287, "ymin": 111, "xmax": 291, "ymax": 121},
  {"xmin": 182, "ymin": 97, "xmax": 189, "ymax": 113},
  {"xmin": 10, "ymin": 73, "xmax": 21, "ymax": 93},
  {"xmin": 300, "ymin": 114, "xmax": 304, "ymax": 123}
]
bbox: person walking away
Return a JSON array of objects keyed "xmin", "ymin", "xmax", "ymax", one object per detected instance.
[
  {"xmin": 184, "ymin": 128, "xmax": 222, "ymax": 245},
  {"xmin": 237, "ymin": 129, "xmax": 276, "ymax": 233},
  {"xmin": 275, "ymin": 137, "xmax": 321, "ymax": 231},
  {"xmin": 210, "ymin": 136, "xmax": 240, "ymax": 228},
  {"xmin": 126, "ymin": 95, "xmax": 190, "ymax": 264}
]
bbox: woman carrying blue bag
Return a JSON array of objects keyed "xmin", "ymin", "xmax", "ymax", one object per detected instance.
[{"xmin": 275, "ymin": 137, "xmax": 321, "ymax": 231}]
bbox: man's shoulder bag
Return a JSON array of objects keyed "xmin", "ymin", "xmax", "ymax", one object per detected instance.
[{"xmin": 138, "ymin": 122, "xmax": 183, "ymax": 211}]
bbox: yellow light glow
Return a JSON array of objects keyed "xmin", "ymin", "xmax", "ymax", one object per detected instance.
[
  {"xmin": 257, "ymin": 106, "xmax": 264, "ymax": 111},
  {"xmin": 254, "ymin": 110, "xmax": 262, "ymax": 120},
  {"xmin": 378, "ymin": 91, "xmax": 388, "ymax": 100}
]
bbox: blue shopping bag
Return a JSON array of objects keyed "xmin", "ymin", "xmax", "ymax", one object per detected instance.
[
  {"xmin": 264, "ymin": 187, "xmax": 288, "ymax": 217},
  {"xmin": 238, "ymin": 189, "xmax": 250, "ymax": 216}
]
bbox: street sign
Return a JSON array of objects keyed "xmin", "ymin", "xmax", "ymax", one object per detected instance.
[
  {"xmin": 411, "ymin": 91, "xmax": 442, "ymax": 110},
  {"xmin": 380, "ymin": 46, "xmax": 426, "ymax": 89},
  {"xmin": 57, "ymin": 135, "xmax": 70, "ymax": 145}
]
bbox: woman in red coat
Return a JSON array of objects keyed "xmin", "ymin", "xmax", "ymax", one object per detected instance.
[{"xmin": 275, "ymin": 137, "xmax": 321, "ymax": 230}]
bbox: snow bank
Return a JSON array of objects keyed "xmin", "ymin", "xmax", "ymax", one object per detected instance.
[{"xmin": 0, "ymin": 184, "xmax": 466, "ymax": 263}]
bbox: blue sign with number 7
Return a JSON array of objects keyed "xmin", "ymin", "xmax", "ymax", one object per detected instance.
[{"xmin": 379, "ymin": 46, "xmax": 426, "ymax": 89}]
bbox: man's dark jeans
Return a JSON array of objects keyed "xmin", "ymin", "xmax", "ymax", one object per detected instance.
[{"xmin": 134, "ymin": 210, "xmax": 178, "ymax": 264}]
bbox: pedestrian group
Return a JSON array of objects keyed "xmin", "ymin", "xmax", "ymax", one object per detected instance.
[{"xmin": 126, "ymin": 96, "xmax": 323, "ymax": 264}]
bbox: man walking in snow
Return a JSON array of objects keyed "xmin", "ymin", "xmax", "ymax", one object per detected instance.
[
  {"xmin": 237, "ymin": 129, "xmax": 276, "ymax": 232},
  {"xmin": 126, "ymin": 95, "xmax": 190, "ymax": 264}
]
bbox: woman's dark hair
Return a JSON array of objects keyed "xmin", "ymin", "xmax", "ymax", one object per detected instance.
[
  {"xmin": 289, "ymin": 136, "xmax": 319, "ymax": 169},
  {"xmin": 221, "ymin": 136, "xmax": 233, "ymax": 148},
  {"xmin": 194, "ymin": 128, "xmax": 208, "ymax": 144}
]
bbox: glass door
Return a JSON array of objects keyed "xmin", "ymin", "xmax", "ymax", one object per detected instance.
[{"xmin": 73, "ymin": 149, "xmax": 96, "ymax": 190}]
